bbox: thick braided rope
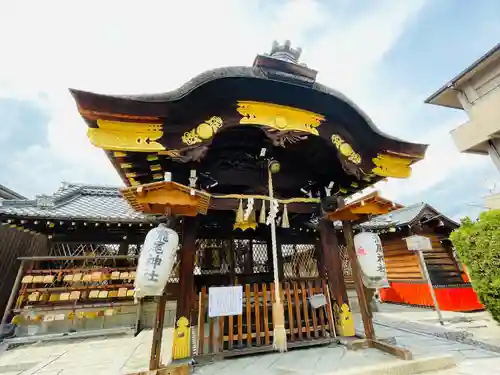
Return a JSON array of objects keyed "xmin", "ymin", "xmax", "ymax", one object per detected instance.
[{"xmin": 268, "ymin": 168, "xmax": 281, "ymax": 306}]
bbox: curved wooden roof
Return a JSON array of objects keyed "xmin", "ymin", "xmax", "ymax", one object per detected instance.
[{"xmin": 70, "ymin": 42, "xmax": 428, "ymax": 199}]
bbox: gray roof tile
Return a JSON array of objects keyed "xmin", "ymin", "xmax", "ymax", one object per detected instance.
[
  {"xmin": 0, "ymin": 183, "xmax": 26, "ymax": 200},
  {"xmin": 0, "ymin": 183, "xmax": 155, "ymax": 222},
  {"xmin": 358, "ymin": 202, "xmax": 458, "ymax": 229},
  {"xmin": 358, "ymin": 203, "xmax": 427, "ymax": 229}
]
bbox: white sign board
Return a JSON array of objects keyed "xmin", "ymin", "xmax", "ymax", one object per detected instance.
[
  {"xmin": 308, "ymin": 294, "xmax": 327, "ymax": 309},
  {"xmin": 208, "ymin": 286, "xmax": 243, "ymax": 318},
  {"xmin": 405, "ymin": 235, "xmax": 433, "ymax": 251}
]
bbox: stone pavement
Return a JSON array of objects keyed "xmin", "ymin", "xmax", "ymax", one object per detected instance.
[
  {"xmin": 1, "ymin": 311, "xmax": 500, "ymax": 375},
  {"xmin": 193, "ymin": 314, "xmax": 500, "ymax": 375},
  {"xmin": 430, "ymin": 357, "xmax": 500, "ymax": 375},
  {"xmin": 355, "ymin": 318, "xmax": 500, "ymax": 361},
  {"xmin": 0, "ymin": 328, "xmax": 175, "ymax": 375},
  {"xmin": 194, "ymin": 346, "xmax": 402, "ymax": 375},
  {"xmin": 374, "ymin": 303, "xmax": 500, "ymax": 347}
]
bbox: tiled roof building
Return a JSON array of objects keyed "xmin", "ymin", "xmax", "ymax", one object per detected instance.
[{"xmin": 0, "ymin": 183, "xmax": 26, "ymax": 201}]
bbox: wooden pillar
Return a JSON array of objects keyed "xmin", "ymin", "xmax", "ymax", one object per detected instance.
[
  {"xmin": 318, "ymin": 219, "xmax": 354, "ymax": 336},
  {"xmin": 0, "ymin": 260, "xmax": 25, "ymax": 330},
  {"xmin": 150, "ymin": 293, "xmax": 167, "ymax": 370},
  {"xmin": 341, "ymin": 219, "xmax": 376, "ymax": 340},
  {"xmin": 176, "ymin": 216, "xmax": 199, "ymax": 324},
  {"xmin": 318, "ymin": 219, "xmax": 348, "ymax": 306}
]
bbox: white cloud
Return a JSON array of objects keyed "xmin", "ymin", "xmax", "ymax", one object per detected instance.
[{"xmin": 0, "ymin": 0, "xmax": 442, "ymax": 199}]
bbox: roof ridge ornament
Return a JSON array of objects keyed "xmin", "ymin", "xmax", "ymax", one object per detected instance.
[
  {"xmin": 253, "ymin": 40, "xmax": 316, "ymax": 84},
  {"xmin": 36, "ymin": 194, "xmax": 55, "ymax": 209},
  {"xmin": 268, "ymin": 40, "xmax": 303, "ymax": 64}
]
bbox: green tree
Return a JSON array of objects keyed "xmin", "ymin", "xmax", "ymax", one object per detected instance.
[{"xmin": 450, "ymin": 210, "xmax": 500, "ymax": 322}]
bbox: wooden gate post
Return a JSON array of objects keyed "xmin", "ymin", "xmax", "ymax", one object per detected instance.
[
  {"xmin": 150, "ymin": 293, "xmax": 168, "ymax": 370},
  {"xmin": 0, "ymin": 259, "xmax": 25, "ymax": 331},
  {"xmin": 176, "ymin": 216, "xmax": 200, "ymax": 324},
  {"xmin": 318, "ymin": 219, "xmax": 353, "ymax": 336}
]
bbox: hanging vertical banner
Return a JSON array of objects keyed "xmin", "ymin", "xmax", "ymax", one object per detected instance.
[
  {"xmin": 134, "ymin": 223, "xmax": 179, "ymax": 298},
  {"xmin": 208, "ymin": 286, "xmax": 243, "ymax": 317},
  {"xmin": 354, "ymin": 232, "xmax": 388, "ymax": 288}
]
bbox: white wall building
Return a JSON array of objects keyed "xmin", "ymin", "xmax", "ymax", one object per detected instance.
[{"xmin": 425, "ymin": 43, "xmax": 500, "ymax": 209}]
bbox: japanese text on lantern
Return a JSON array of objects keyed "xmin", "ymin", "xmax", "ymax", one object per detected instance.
[
  {"xmin": 145, "ymin": 233, "xmax": 169, "ymax": 282},
  {"xmin": 375, "ymin": 239, "xmax": 386, "ymax": 273}
]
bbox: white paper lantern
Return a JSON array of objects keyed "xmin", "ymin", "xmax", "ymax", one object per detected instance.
[
  {"xmin": 354, "ymin": 232, "xmax": 388, "ymax": 289},
  {"xmin": 134, "ymin": 223, "xmax": 179, "ymax": 299}
]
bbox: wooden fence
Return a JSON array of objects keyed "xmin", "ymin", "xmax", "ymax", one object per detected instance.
[
  {"xmin": 0, "ymin": 226, "xmax": 49, "ymax": 317},
  {"xmin": 196, "ymin": 279, "xmax": 335, "ymax": 355}
]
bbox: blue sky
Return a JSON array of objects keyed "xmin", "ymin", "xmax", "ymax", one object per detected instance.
[{"xmin": 0, "ymin": 0, "xmax": 499, "ymax": 220}]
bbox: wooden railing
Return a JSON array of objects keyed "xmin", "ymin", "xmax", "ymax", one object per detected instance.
[{"xmin": 196, "ymin": 278, "xmax": 335, "ymax": 355}]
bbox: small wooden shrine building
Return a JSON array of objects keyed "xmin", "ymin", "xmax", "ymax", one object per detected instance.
[
  {"xmin": 66, "ymin": 41, "xmax": 429, "ymax": 360},
  {"xmin": 0, "ymin": 183, "xmax": 177, "ymax": 336},
  {"xmin": 0, "ymin": 183, "xmax": 45, "ymax": 322},
  {"xmin": 356, "ymin": 202, "xmax": 483, "ymax": 312},
  {"xmin": 68, "ymin": 41, "xmax": 428, "ymax": 361}
]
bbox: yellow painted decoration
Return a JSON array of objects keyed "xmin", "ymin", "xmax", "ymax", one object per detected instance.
[
  {"xmin": 372, "ymin": 154, "xmax": 412, "ymax": 178},
  {"xmin": 158, "ymin": 149, "xmax": 182, "ymax": 158},
  {"xmin": 147, "ymin": 154, "xmax": 159, "ymax": 161},
  {"xmin": 234, "ymin": 208, "xmax": 257, "ymax": 231},
  {"xmin": 125, "ymin": 172, "xmax": 137, "ymax": 178},
  {"xmin": 152, "ymin": 173, "xmax": 163, "ymax": 180},
  {"xmin": 120, "ymin": 163, "xmax": 133, "ymax": 169},
  {"xmin": 88, "ymin": 120, "xmax": 164, "ymax": 152},
  {"xmin": 333, "ymin": 303, "xmax": 355, "ymax": 336},
  {"xmin": 172, "ymin": 316, "xmax": 191, "ymax": 360},
  {"xmin": 84, "ymin": 311, "xmax": 98, "ymax": 319},
  {"xmin": 331, "ymin": 135, "xmax": 361, "ymax": 164},
  {"xmin": 182, "ymin": 116, "xmax": 223, "ymax": 145},
  {"xmin": 237, "ymin": 101, "xmax": 324, "ymax": 135},
  {"xmin": 11, "ymin": 315, "xmax": 24, "ymax": 325},
  {"xmin": 150, "ymin": 164, "xmax": 162, "ymax": 171},
  {"xmin": 114, "ymin": 151, "xmax": 127, "ymax": 157}
]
